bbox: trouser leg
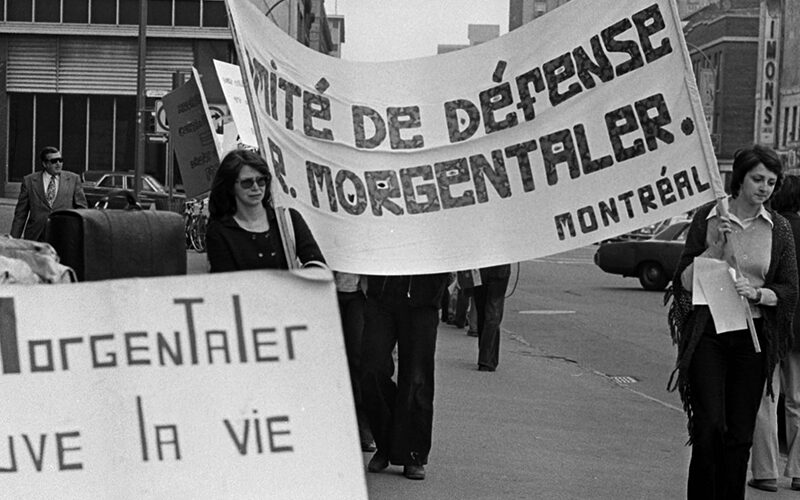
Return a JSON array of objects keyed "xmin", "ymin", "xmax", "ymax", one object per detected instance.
[
  {"xmin": 389, "ymin": 305, "xmax": 438, "ymax": 466},
  {"xmin": 784, "ymin": 352, "xmax": 800, "ymax": 478},
  {"xmin": 721, "ymin": 329, "xmax": 766, "ymax": 499},
  {"xmin": 687, "ymin": 332, "xmax": 727, "ymax": 500},
  {"xmin": 360, "ymin": 298, "xmax": 398, "ymax": 456},
  {"xmin": 750, "ymin": 366, "xmax": 780, "ymax": 479},
  {"xmin": 477, "ymin": 276, "xmax": 510, "ymax": 370}
]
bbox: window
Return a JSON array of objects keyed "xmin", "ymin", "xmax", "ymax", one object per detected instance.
[
  {"xmin": 99, "ymin": 175, "xmax": 124, "ymax": 188},
  {"xmin": 13, "ymin": 0, "xmax": 228, "ymax": 26},
  {"xmin": 115, "ymin": 97, "xmax": 136, "ymax": 171},
  {"xmin": 91, "ymin": 0, "xmax": 115, "ymax": 24},
  {"xmin": 175, "ymin": 0, "xmax": 200, "ymax": 26},
  {"xmin": 148, "ymin": 0, "xmax": 172, "ymax": 26},
  {"xmin": 64, "ymin": 0, "xmax": 89, "ymax": 23},
  {"xmin": 88, "ymin": 96, "xmax": 114, "ymax": 171},
  {"xmin": 62, "ymin": 95, "xmax": 87, "ymax": 173},
  {"xmin": 35, "ymin": 94, "xmax": 61, "ymax": 160},
  {"xmin": 34, "ymin": 0, "xmax": 59, "ymax": 21},
  {"xmin": 119, "ymin": 0, "xmax": 139, "ymax": 24},
  {"xmin": 203, "ymin": 0, "xmax": 227, "ymax": 27},
  {"xmin": 7, "ymin": 0, "xmax": 32, "ymax": 21},
  {"xmin": 8, "ymin": 94, "xmax": 34, "ymax": 182}
]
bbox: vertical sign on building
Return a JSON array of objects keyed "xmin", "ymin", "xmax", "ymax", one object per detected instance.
[{"xmin": 754, "ymin": 0, "xmax": 782, "ymax": 146}]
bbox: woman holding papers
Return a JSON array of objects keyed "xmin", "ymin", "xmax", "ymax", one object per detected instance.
[
  {"xmin": 749, "ymin": 175, "xmax": 800, "ymax": 492},
  {"xmin": 206, "ymin": 148, "xmax": 326, "ymax": 271},
  {"xmin": 667, "ymin": 145, "xmax": 798, "ymax": 499}
]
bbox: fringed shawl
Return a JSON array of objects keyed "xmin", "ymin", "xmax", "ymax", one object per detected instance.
[{"xmin": 665, "ymin": 202, "xmax": 798, "ymax": 443}]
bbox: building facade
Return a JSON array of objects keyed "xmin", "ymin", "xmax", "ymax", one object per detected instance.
[
  {"xmin": 509, "ymin": 0, "xmax": 714, "ymax": 30},
  {"xmin": 683, "ymin": 0, "xmax": 761, "ymax": 182},
  {"xmin": 437, "ymin": 24, "xmax": 499, "ymax": 54},
  {"xmin": 508, "ymin": 0, "xmax": 571, "ymax": 30},
  {"xmin": 769, "ymin": 0, "xmax": 799, "ymax": 171},
  {"xmin": 0, "ymin": 0, "xmax": 336, "ymax": 197}
]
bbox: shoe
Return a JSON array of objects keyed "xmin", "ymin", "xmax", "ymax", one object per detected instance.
[
  {"xmin": 367, "ymin": 452, "xmax": 389, "ymax": 473},
  {"xmin": 747, "ymin": 478, "xmax": 778, "ymax": 492},
  {"xmin": 478, "ymin": 365, "xmax": 495, "ymax": 372},
  {"xmin": 792, "ymin": 478, "xmax": 800, "ymax": 491},
  {"xmin": 466, "ymin": 330, "xmax": 478, "ymax": 337},
  {"xmin": 403, "ymin": 464, "xmax": 425, "ymax": 480},
  {"xmin": 360, "ymin": 439, "xmax": 376, "ymax": 452}
]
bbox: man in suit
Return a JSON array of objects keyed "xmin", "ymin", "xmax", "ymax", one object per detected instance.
[{"xmin": 11, "ymin": 146, "xmax": 87, "ymax": 241}]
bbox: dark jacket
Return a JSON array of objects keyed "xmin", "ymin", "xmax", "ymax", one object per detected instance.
[
  {"xmin": 781, "ymin": 211, "xmax": 800, "ymax": 352},
  {"xmin": 365, "ymin": 273, "xmax": 449, "ymax": 308},
  {"xmin": 11, "ymin": 170, "xmax": 87, "ymax": 241},
  {"xmin": 666, "ymin": 202, "xmax": 798, "ymax": 440},
  {"xmin": 206, "ymin": 206, "xmax": 325, "ymax": 272}
]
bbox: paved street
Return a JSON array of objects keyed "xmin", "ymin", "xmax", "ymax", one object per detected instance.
[{"xmin": 2, "ymin": 200, "xmax": 798, "ymax": 498}]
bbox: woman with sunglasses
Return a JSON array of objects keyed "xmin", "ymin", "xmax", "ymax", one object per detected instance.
[{"xmin": 205, "ymin": 148, "xmax": 325, "ymax": 271}]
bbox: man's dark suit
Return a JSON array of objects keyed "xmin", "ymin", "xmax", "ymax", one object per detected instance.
[{"xmin": 10, "ymin": 171, "xmax": 88, "ymax": 241}]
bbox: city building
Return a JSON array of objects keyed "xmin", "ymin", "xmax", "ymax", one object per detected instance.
[
  {"xmin": 509, "ymin": 0, "xmax": 714, "ymax": 30},
  {"xmin": 508, "ymin": 0, "xmax": 571, "ymax": 31},
  {"xmin": 0, "ymin": 0, "xmax": 337, "ymax": 197},
  {"xmin": 676, "ymin": 0, "xmax": 716, "ymax": 19},
  {"xmin": 437, "ymin": 24, "xmax": 499, "ymax": 54},
  {"xmin": 683, "ymin": 0, "xmax": 761, "ymax": 184},
  {"xmin": 766, "ymin": 0, "xmax": 799, "ymax": 171}
]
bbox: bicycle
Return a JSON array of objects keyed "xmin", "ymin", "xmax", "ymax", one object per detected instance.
[{"xmin": 183, "ymin": 196, "xmax": 209, "ymax": 253}]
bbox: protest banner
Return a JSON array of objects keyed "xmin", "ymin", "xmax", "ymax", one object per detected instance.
[
  {"xmin": 225, "ymin": 0, "xmax": 722, "ymax": 274},
  {"xmin": 0, "ymin": 271, "xmax": 367, "ymax": 499},
  {"xmin": 215, "ymin": 59, "xmax": 259, "ymax": 150},
  {"xmin": 162, "ymin": 68, "xmax": 221, "ymax": 199}
]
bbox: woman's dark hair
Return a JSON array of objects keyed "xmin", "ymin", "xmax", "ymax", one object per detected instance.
[
  {"xmin": 208, "ymin": 149, "xmax": 272, "ymax": 219},
  {"xmin": 771, "ymin": 175, "xmax": 800, "ymax": 214},
  {"xmin": 729, "ymin": 144, "xmax": 783, "ymax": 198}
]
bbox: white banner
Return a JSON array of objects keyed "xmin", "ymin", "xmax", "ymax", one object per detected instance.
[
  {"xmin": 226, "ymin": 0, "xmax": 722, "ymax": 274},
  {"xmin": 0, "ymin": 271, "xmax": 367, "ymax": 499}
]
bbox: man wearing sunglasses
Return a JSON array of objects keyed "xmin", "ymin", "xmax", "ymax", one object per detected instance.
[{"xmin": 10, "ymin": 146, "xmax": 87, "ymax": 242}]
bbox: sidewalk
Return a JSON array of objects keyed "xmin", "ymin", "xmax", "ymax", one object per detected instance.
[
  {"xmin": 186, "ymin": 249, "xmax": 689, "ymax": 498},
  {"xmin": 362, "ymin": 321, "xmax": 691, "ymax": 500}
]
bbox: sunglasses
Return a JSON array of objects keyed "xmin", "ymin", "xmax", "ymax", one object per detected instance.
[
  {"xmin": 236, "ymin": 176, "xmax": 268, "ymax": 189},
  {"xmin": 47, "ymin": 158, "xmax": 63, "ymax": 164}
]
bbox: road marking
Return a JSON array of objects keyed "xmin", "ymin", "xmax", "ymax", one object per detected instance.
[
  {"xmin": 531, "ymin": 258, "xmax": 593, "ymax": 265},
  {"xmin": 518, "ymin": 310, "xmax": 576, "ymax": 315}
]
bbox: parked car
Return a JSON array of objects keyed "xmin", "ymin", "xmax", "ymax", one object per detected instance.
[
  {"xmin": 593, "ymin": 220, "xmax": 691, "ymax": 290},
  {"xmin": 81, "ymin": 171, "xmax": 185, "ymax": 212}
]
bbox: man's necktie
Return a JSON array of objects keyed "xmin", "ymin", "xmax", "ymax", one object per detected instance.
[{"xmin": 46, "ymin": 175, "xmax": 57, "ymax": 207}]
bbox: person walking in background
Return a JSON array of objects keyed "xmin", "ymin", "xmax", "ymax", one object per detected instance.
[
  {"xmin": 473, "ymin": 264, "xmax": 512, "ymax": 372},
  {"xmin": 11, "ymin": 146, "xmax": 87, "ymax": 242},
  {"xmin": 334, "ymin": 271, "xmax": 376, "ymax": 452},
  {"xmin": 205, "ymin": 148, "xmax": 325, "ymax": 271},
  {"xmin": 361, "ymin": 272, "xmax": 449, "ymax": 480},
  {"xmin": 667, "ymin": 145, "xmax": 798, "ymax": 499},
  {"xmin": 749, "ymin": 175, "xmax": 800, "ymax": 492}
]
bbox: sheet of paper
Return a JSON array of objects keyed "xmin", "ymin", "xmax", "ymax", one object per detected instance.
[
  {"xmin": 694, "ymin": 257, "xmax": 747, "ymax": 333},
  {"xmin": 692, "ymin": 262, "xmax": 707, "ymax": 305}
]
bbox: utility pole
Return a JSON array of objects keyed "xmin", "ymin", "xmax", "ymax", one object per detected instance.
[{"xmin": 134, "ymin": 0, "xmax": 148, "ymax": 199}]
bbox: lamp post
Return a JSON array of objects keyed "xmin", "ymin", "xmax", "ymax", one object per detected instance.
[{"xmin": 133, "ymin": 0, "xmax": 147, "ymax": 200}]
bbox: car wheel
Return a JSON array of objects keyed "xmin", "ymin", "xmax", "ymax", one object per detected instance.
[{"xmin": 638, "ymin": 262, "xmax": 668, "ymax": 291}]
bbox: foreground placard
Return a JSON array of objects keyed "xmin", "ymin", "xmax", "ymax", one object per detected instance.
[
  {"xmin": 226, "ymin": 0, "xmax": 722, "ymax": 274},
  {"xmin": 0, "ymin": 271, "xmax": 367, "ymax": 499}
]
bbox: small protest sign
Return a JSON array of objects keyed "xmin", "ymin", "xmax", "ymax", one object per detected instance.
[{"xmin": 161, "ymin": 68, "xmax": 221, "ymax": 199}]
